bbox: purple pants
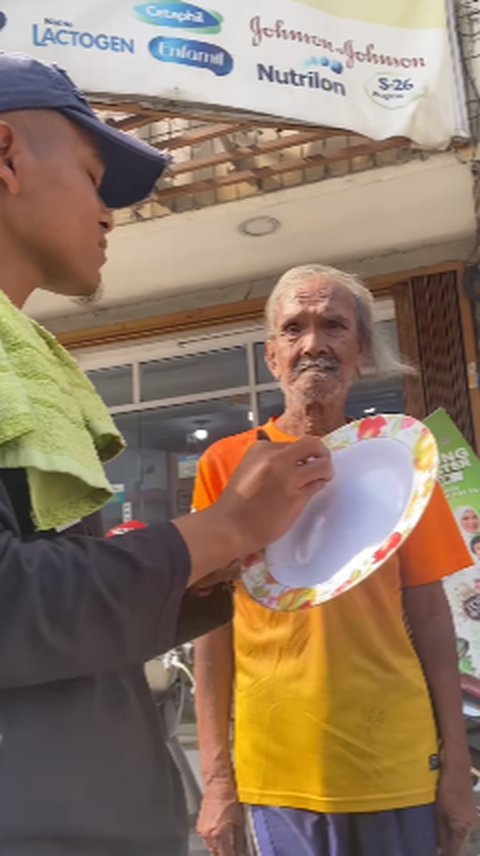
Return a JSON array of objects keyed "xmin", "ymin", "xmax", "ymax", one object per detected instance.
[{"xmin": 246, "ymin": 804, "xmax": 437, "ymax": 856}]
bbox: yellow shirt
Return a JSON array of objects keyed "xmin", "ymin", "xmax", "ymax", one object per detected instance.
[{"xmin": 193, "ymin": 420, "xmax": 471, "ymax": 812}]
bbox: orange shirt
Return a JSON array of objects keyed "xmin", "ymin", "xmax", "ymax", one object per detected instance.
[{"xmin": 193, "ymin": 420, "xmax": 471, "ymax": 812}]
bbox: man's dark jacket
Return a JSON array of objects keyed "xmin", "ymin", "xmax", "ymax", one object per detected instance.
[{"xmin": 0, "ymin": 469, "xmax": 232, "ymax": 855}]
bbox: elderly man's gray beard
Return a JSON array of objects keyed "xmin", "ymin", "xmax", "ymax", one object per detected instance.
[{"xmin": 283, "ymin": 355, "xmax": 349, "ymax": 407}]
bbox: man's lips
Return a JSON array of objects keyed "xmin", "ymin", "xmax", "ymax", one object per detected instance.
[{"xmin": 300, "ymin": 365, "xmax": 325, "ymax": 372}]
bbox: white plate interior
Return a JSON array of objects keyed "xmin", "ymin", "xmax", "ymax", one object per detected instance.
[{"xmin": 266, "ymin": 437, "xmax": 414, "ymax": 589}]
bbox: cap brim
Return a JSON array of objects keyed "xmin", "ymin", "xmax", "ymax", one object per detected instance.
[{"xmin": 61, "ymin": 106, "xmax": 171, "ymax": 209}]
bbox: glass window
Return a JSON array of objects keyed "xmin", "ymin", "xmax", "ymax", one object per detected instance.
[
  {"xmin": 347, "ymin": 376, "xmax": 405, "ymax": 419},
  {"xmin": 258, "ymin": 388, "xmax": 284, "ymax": 425},
  {"xmin": 87, "ymin": 365, "xmax": 133, "ymax": 407},
  {"xmin": 102, "ymin": 394, "xmax": 252, "ymax": 530},
  {"xmin": 254, "ymin": 341, "xmax": 274, "ymax": 384},
  {"xmin": 141, "ymin": 347, "xmax": 248, "ymax": 401}
]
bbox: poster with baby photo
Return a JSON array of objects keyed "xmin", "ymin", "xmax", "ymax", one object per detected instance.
[{"xmin": 426, "ymin": 409, "xmax": 480, "ymax": 681}]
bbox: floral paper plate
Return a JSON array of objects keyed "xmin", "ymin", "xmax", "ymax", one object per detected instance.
[{"xmin": 241, "ymin": 414, "xmax": 439, "ymax": 611}]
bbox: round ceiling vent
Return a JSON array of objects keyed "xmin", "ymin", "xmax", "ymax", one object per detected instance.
[{"xmin": 238, "ymin": 216, "xmax": 281, "ymax": 237}]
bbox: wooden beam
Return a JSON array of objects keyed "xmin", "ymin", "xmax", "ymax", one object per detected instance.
[
  {"xmin": 87, "ymin": 99, "xmax": 420, "ymax": 146},
  {"xmin": 91, "ymin": 102, "xmax": 151, "ymax": 115},
  {"xmin": 89, "ymin": 99, "xmax": 351, "ymax": 132},
  {"xmin": 58, "ymin": 299, "xmax": 267, "ymax": 350},
  {"xmin": 112, "ymin": 113, "xmax": 162, "ymax": 132},
  {"xmin": 154, "ymin": 137, "xmax": 406, "ymax": 202},
  {"xmin": 92, "ymin": 102, "xmax": 252, "ymax": 140},
  {"xmin": 155, "ymin": 122, "xmax": 251, "ymax": 151},
  {"xmin": 169, "ymin": 128, "xmax": 344, "ymax": 176}
]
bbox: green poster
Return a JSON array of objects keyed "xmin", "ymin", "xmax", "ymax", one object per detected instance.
[{"xmin": 425, "ymin": 409, "xmax": 480, "ymax": 680}]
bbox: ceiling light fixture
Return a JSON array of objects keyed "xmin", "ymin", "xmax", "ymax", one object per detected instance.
[
  {"xmin": 193, "ymin": 428, "xmax": 209, "ymax": 441},
  {"xmin": 238, "ymin": 216, "xmax": 281, "ymax": 238}
]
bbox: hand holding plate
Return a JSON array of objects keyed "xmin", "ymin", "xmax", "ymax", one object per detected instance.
[{"xmin": 216, "ymin": 435, "xmax": 333, "ymax": 558}]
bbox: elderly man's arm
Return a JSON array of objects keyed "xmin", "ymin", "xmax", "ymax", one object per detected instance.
[
  {"xmin": 195, "ymin": 623, "xmax": 245, "ymax": 856},
  {"xmin": 404, "ymin": 582, "xmax": 476, "ymax": 856}
]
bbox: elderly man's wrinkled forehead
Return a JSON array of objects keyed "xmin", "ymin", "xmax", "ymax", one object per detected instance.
[{"xmin": 277, "ymin": 276, "xmax": 357, "ymax": 320}]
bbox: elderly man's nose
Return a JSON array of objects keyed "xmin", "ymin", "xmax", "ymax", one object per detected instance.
[{"xmin": 303, "ymin": 329, "xmax": 326, "ymax": 355}]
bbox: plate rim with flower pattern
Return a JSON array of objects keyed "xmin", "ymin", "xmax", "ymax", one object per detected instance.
[{"xmin": 241, "ymin": 414, "xmax": 439, "ymax": 612}]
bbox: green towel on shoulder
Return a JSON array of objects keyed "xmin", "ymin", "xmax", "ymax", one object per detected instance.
[{"xmin": 0, "ymin": 291, "xmax": 125, "ymax": 531}]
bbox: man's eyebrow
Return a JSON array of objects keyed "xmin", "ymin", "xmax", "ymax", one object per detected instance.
[
  {"xmin": 281, "ymin": 309, "xmax": 351, "ymax": 324},
  {"xmin": 279, "ymin": 310, "xmax": 304, "ymax": 326},
  {"xmin": 323, "ymin": 312, "xmax": 351, "ymax": 323}
]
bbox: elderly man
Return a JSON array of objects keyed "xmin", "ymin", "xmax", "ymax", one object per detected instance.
[
  {"xmin": 0, "ymin": 56, "xmax": 334, "ymax": 855},
  {"xmin": 194, "ymin": 264, "xmax": 476, "ymax": 856}
]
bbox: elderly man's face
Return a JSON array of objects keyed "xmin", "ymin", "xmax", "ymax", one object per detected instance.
[{"xmin": 265, "ymin": 278, "xmax": 365, "ymax": 406}]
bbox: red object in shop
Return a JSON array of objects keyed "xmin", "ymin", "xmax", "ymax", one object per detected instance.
[{"xmin": 105, "ymin": 520, "xmax": 148, "ymax": 538}]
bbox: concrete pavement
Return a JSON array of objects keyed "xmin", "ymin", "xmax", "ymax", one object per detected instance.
[
  {"xmin": 189, "ymin": 830, "xmax": 209, "ymax": 855},
  {"xmin": 184, "ymin": 746, "xmax": 209, "ymax": 854}
]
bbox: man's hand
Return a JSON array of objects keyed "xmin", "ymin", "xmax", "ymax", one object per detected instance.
[
  {"xmin": 174, "ymin": 436, "xmax": 333, "ymax": 586},
  {"xmin": 197, "ymin": 779, "xmax": 246, "ymax": 856},
  {"xmin": 216, "ymin": 436, "xmax": 333, "ymax": 558},
  {"xmin": 437, "ymin": 759, "xmax": 477, "ymax": 856}
]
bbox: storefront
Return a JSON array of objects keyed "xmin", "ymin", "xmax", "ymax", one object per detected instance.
[{"xmin": 67, "ymin": 263, "xmax": 480, "ymax": 533}]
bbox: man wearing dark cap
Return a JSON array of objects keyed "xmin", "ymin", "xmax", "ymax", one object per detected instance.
[{"xmin": 0, "ymin": 53, "xmax": 332, "ymax": 855}]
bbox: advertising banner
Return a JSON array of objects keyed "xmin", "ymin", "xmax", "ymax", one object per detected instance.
[
  {"xmin": 0, "ymin": 1, "xmax": 469, "ymax": 147},
  {"xmin": 425, "ymin": 409, "xmax": 480, "ymax": 681}
]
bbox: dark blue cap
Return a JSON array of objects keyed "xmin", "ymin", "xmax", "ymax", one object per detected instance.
[{"xmin": 0, "ymin": 52, "xmax": 171, "ymax": 208}]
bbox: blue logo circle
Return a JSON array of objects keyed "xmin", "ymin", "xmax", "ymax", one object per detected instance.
[{"xmin": 0, "ymin": 12, "xmax": 6, "ymax": 30}]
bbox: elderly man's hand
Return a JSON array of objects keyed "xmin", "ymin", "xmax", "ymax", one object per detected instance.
[
  {"xmin": 437, "ymin": 759, "xmax": 477, "ymax": 856},
  {"xmin": 197, "ymin": 779, "xmax": 246, "ymax": 856}
]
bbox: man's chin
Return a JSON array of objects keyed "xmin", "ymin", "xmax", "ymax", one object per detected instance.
[
  {"xmin": 43, "ymin": 271, "xmax": 103, "ymax": 304},
  {"xmin": 294, "ymin": 372, "xmax": 342, "ymax": 390},
  {"xmin": 69, "ymin": 282, "xmax": 104, "ymax": 306},
  {"xmin": 291, "ymin": 374, "xmax": 348, "ymax": 402}
]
